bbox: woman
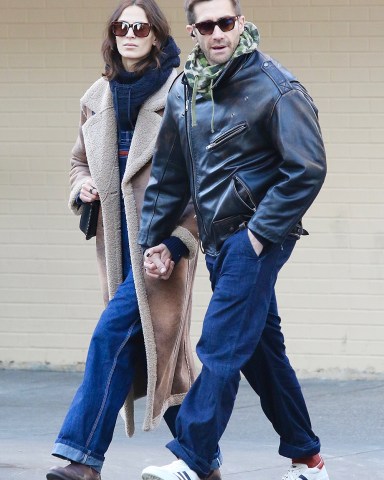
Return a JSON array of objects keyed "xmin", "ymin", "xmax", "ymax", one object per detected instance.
[{"xmin": 47, "ymin": 2, "xmax": 220, "ymax": 479}]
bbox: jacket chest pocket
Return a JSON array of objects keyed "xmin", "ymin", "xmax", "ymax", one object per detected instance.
[{"xmin": 206, "ymin": 122, "xmax": 248, "ymax": 151}]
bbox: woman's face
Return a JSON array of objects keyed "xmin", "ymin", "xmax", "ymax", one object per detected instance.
[{"xmin": 115, "ymin": 5, "xmax": 156, "ymax": 71}]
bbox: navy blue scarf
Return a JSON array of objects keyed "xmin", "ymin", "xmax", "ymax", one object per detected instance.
[{"xmin": 110, "ymin": 36, "xmax": 180, "ymax": 130}]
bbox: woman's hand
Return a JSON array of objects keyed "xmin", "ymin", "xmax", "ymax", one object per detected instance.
[
  {"xmin": 80, "ymin": 179, "xmax": 99, "ymax": 203},
  {"xmin": 144, "ymin": 244, "xmax": 175, "ymax": 280}
]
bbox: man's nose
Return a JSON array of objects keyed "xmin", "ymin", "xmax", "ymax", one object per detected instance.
[{"xmin": 211, "ymin": 24, "xmax": 224, "ymax": 39}]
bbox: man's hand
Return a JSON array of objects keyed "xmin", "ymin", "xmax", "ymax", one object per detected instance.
[
  {"xmin": 144, "ymin": 244, "xmax": 175, "ymax": 280},
  {"xmin": 247, "ymin": 229, "xmax": 264, "ymax": 257}
]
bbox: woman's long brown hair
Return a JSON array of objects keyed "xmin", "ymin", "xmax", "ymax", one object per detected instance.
[{"xmin": 101, "ymin": 0, "xmax": 171, "ymax": 79}]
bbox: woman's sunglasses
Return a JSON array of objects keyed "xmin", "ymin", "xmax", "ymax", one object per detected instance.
[
  {"xmin": 111, "ymin": 21, "xmax": 152, "ymax": 38},
  {"xmin": 192, "ymin": 15, "xmax": 239, "ymax": 36}
]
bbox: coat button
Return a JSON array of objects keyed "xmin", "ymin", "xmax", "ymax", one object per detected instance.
[{"xmin": 263, "ymin": 61, "xmax": 269, "ymax": 67}]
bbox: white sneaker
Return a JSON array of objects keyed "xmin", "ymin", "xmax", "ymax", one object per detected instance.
[
  {"xmin": 282, "ymin": 461, "xmax": 329, "ymax": 480},
  {"xmin": 142, "ymin": 459, "xmax": 200, "ymax": 480}
]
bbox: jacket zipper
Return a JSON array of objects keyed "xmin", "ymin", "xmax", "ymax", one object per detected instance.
[
  {"xmin": 234, "ymin": 175, "xmax": 257, "ymax": 211},
  {"xmin": 206, "ymin": 123, "xmax": 248, "ymax": 151},
  {"xmin": 184, "ymin": 84, "xmax": 209, "ymax": 245}
]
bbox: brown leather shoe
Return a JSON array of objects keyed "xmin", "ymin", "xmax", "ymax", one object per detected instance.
[
  {"xmin": 206, "ymin": 469, "xmax": 222, "ymax": 480},
  {"xmin": 46, "ymin": 462, "xmax": 101, "ymax": 480}
]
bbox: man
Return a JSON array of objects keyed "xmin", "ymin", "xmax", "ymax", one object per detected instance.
[{"xmin": 139, "ymin": 0, "xmax": 328, "ymax": 479}]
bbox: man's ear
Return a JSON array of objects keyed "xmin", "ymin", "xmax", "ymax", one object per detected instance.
[
  {"xmin": 186, "ymin": 24, "xmax": 195, "ymax": 38},
  {"xmin": 238, "ymin": 15, "xmax": 246, "ymax": 34}
]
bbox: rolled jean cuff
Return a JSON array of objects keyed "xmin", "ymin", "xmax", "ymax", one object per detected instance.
[
  {"xmin": 52, "ymin": 442, "xmax": 103, "ymax": 473},
  {"xmin": 279, "ymin": 436, "xmax": 321, "ymax": 459},
  {"xmin": 210, "ymin": 447, "xmax": 222, "ymax": 470},
  {"xmin": 167, "ymin": 439, "xmax": 220, "ymax": 478}
]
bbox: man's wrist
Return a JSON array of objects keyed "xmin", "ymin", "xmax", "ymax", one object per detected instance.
[
  {"xmin": 248, "ymin": 229, "xmax": 271, "ymax": 248},
  {"xmin": 162, "ymin": 236, "xmax": 189, "ymax": 265}
]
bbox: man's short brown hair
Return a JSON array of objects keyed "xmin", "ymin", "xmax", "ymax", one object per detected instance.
[{"xmin": 184, "ymin": 0, "xmax": 242, "ymax": 24}]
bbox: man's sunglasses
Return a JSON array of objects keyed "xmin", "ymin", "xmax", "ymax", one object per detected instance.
[
  {"xmin": 111, "ymin": 21, "xmax": 152, "ymax": 38},
  {"xmin": 192, "ymin": 16, "xmax": 239, "ymax": 36}
]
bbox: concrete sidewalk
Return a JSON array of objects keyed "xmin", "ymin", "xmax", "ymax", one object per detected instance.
[{"xmin": 0, "ymin": 369, "xmax": 383, "ymax": 480}]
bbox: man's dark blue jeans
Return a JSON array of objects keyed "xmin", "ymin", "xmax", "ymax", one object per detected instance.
[{"xmin": 167, "ymin": 228, "xmax": 320, "ymax": 478}]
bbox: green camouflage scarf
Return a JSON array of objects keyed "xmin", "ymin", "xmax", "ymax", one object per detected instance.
[{"xmin": 184, "ymin": 22, "xmax": 260, "ymax": 132}]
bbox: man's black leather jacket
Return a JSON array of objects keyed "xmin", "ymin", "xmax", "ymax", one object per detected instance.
[{"xmin": 139, "ymin": 50, "xmax": 327, "ymax": 257}]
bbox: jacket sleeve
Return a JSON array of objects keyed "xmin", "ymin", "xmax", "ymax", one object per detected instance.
[
  {"xmin": 248, "ymin": 87, "xmax": 327, "ymax": 243},
  {"xmin": 138, "ymin": 96, "xmax": 193, "ymax": 251},
  {"xmin": 68, "ymin": 105, "xmax": 93, "ymax": 215},
  {"xmin": 169, "ymin": 198, "xmax": 199, "ymax": 259}
]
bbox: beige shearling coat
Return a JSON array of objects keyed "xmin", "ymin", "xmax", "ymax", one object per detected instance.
[{"xmin": 68, "ymin": 71, "xmax": 198, "ymax": 436}]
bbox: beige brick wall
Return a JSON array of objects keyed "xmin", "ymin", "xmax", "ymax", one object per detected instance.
[{"xmin": 1, "ymin": 0, "xmax": 383, "ymax": 376}]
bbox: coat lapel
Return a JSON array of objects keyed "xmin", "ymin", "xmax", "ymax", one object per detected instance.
[
  {"xmin": 80, "ymin": 70, "xmax": 177, "ymax": 196},
  {"xmin": 122, "ymin": 69, "xmax": 177, "ymax": 185},
  {"xmin": 81, "ymin": 78, "xmax": 120, "ymax": 203}
]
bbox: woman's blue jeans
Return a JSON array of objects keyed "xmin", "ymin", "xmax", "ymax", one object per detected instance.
[
  {"xmin": 52, "ymin": 267, "xmax": 221, "ymax": 473},
  {"xmin": 52, "ymin": 269, "xmax": 181, "ymax": 472},
  {"xmin": 167, "ymin": 229, "xmax": 321, "ymax": 478}
]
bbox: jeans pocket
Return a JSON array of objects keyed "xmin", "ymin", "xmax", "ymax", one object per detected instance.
[{"xmin": 240, "ymin": 229, "xmax": 261, "ymax": 260}]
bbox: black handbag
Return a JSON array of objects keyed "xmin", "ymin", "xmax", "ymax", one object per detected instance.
[{"xmin": 79, "ymin": 200, "xmax": 100, "ymax": 240}]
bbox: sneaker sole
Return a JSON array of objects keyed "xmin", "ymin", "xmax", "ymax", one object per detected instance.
[
  {"xmin": 286, "ymin": 467, "xmax": 329, "ymax": 480},
  {"xmin": 142, "ymin": 468, "xmax": 195, "ymax": 480},
  {"xmin": 142, "ymin": 473, "xmax": 175, "ymax": 480}
]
